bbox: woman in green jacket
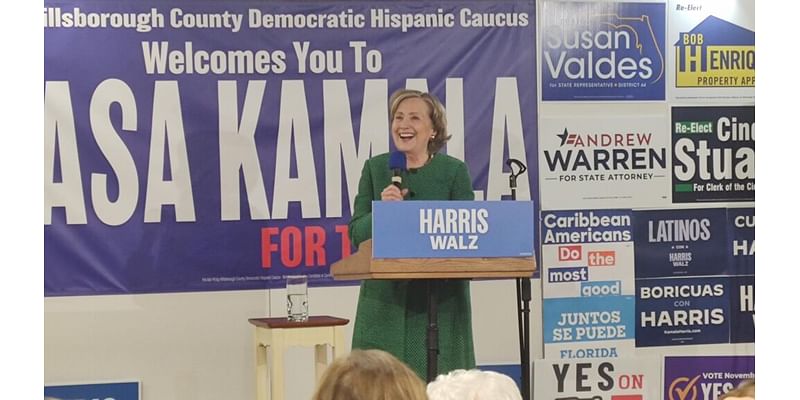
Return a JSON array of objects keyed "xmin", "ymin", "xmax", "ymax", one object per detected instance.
[{"xmin": 348, "ymin": 89, "xmax": 476, "ymax": 379}]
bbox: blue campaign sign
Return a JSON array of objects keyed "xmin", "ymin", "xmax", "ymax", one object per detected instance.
[
  {"xmin": 45, "ymin": 381, "xmax": 140, "ymax": 400},
  {"xmin": 633, "ymin": 208, "xmax": 728, "ymax": 278},
  {"xmin": 540, "ymin": 1, "xmax": 666, "ymax": 101},
  {"xmin": 542, "ymin": 295, "xmax": 635, "ymax": 344},
  {"xmin": 727, "ymin": 208, "xmax": 755, "ymax": 275},
  {"xmin": 636, "ymin": 277, "xmax": 730, "ymax": 347},
  {"xmin": 372, "ymin": 201, "xmax": 535, "ymax": 258},
  {"xmin": 729, "ymin": 275, "xmax": 755, "ymax": 343}
]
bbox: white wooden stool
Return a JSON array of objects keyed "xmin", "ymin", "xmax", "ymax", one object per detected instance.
[{"xmin": 249, "ymin": 316, "xmax": 349, "ymax": 400}]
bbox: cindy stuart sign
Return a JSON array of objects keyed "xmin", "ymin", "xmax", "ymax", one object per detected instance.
[{"xmin": 372, "ymin": 201, "xmax": 535, "ymax": 258}]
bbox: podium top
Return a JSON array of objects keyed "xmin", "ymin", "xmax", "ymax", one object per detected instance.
[{"xmin": 331, "ymin": 240, "xmax": 536, "ymax": 281}]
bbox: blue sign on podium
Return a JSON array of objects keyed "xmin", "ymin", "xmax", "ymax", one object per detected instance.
[
  {"xmin": 45, "ymin": 381, "xmax": 140, "ymax": 400},
  {"xmin": 372, "ymin": 201, "xmax": 535, "ymax": 259}
]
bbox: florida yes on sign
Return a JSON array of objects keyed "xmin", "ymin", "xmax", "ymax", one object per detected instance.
[{"xmin": 372, "ymin": 201, "xmax": 535, "ymax": 258}]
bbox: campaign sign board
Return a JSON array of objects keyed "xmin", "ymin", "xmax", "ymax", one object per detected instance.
[
  {"xmin": 543, "ymin": 294, "xmax": 636, "ymax": 360},
  {"xmin": 674, "ymin": 16, "xmax": 755, "ymax": 88},
  {"xmin": 727, "ymin": 207, "xmax": 754, "ymax": 275},
  {"xmin": 664, "ymin": 356, "xmax": 755, "ymax": 400},
  {"xmin": 543, "ymin": 295, "xmax": 635, "ymax": 346},
  {"xmin": 540, "ymin": 1, "xmax": 666, "ymax": 101},
  {"xmin": 636, "ymin": 277, "xmax": 730, "ymax": 347},
  {"xmin": 372, "ymin": 200, "xmax": 535, "ymax": 258},
  {"xmin": 633, "ymin": 208, "xmax": 728, "ymax": 278},
  {"xmin": 543, "ymin": 294, "xmax": 637, "ymax": 359},
  {"xmin": 541, "ymin": 209, "xmax": 634, "ymax": 303},
  {"xmin": 534, "ymin": 357, "xmax": 661, "ymax": 400},
  {"xmin": 668, "ymin": 0, "xmax": 755, "ymax": 101},
  {"xmin": 729, "ymin": 275, "xmax": 755, "ymax": 343},
  {"xmin": 671, "ymin": 106, "xmax": 755, "ymax": 203},
  {"xmin": 538, "ymin": 114, "xmax": 670, "ymax": 210},
  {"xmin": 45, "ymin": 381, "xmax": 140, "ymax": 400}
]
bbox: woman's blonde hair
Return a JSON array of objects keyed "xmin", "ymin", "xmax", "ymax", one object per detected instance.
[
  {"xmin": 389, "ymin": 89, "xmax": 451, "ymax": 154},
  {"xmin": 720, "ymin": 379, "xmax": 755, "ymax": 399},
  {"xmin": 312, "ymin": 349, "xmax": 428, "ymax": 400}
]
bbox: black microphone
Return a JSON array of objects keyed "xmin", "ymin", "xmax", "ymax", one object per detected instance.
[{"xmin": 389, "ymin": 151, "xmax": 407, "ymax": 189}]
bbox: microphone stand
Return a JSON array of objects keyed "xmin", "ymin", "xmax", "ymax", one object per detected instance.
[
  {"xmin": 426, "ymin": 280, "xmax": 439, "ymax": 382},
  {"xmin": 394, "ymin": 158, "xmax": 440, "ymax": 383},
  {"xmin": 507, "ymin": 159, "xmax": 531, "ymax": 400}
]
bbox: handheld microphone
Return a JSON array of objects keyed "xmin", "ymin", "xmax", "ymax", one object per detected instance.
[{"xmin": 389, "ymin": 151, "xmax": 407, "ymax": 189}]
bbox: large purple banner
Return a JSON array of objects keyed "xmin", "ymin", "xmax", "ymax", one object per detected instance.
[{"xmin": 44, "ymin": 1, "xmax": 539, "ymax": 295}]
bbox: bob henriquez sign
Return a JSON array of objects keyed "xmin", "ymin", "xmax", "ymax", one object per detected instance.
[
  {"xmin": 674, "ymin": 16, "xmax": 755, "ymax": 88},
  {"xmin": 372, "ymin": 201, "xmax": 535, "ymax": 258}
]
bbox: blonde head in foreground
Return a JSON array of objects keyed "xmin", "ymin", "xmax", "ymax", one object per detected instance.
[
  {"xmin": 720, "ymin": 379, "xmax": 755, "ymax": 400},
  {"xmin": 312, "ymin": 349, "xmax": 428, "ymax": 400}
]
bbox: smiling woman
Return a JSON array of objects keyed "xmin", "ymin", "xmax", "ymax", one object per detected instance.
[
  {"xmin": 348, "ymin": 89, "xmax": 477, "ymax": 379},
  {"xmin": 389, "ymin": 90, "xmax": 451, "ymax": 168}
]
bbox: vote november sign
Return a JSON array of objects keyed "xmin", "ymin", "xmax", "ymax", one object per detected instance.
[
  {"xmin": 44, "ymin": 1, "xmax": 538, "ymax": 295},
  {"xmin": 663, "ymin": 356, "xmax": 754, "ymax": 400}
]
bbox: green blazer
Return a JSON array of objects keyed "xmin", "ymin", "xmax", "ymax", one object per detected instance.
[{"xmin": 348, "ymin": 152, "xmax": 476, "ymax": 379}]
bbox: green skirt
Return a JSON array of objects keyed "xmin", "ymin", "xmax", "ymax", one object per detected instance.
[{"xmin": 351, "ymin": 279, "xmax": 476, "ymax": 379}]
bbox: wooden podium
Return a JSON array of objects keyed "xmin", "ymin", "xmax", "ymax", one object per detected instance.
[
  {"xmin": 331, "ymin": 239, "xmax": 536, "ymax": 280},
  {"xmin": 331, "ymin": 238, "xmax": 536, "ymax": 383}
]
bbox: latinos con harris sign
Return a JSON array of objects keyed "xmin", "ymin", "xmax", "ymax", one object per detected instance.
[{"xmin": 44, "ymin": 1, "xmax": 538, "ymax": 295}]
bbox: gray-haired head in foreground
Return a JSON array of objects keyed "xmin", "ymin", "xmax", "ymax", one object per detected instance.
[{"xmin": 427, "ymin": 369, "xmax": 523, "ymax": 400}]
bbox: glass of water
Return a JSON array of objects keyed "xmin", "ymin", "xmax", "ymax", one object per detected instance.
[{"xmin": 286, "ymin": 275, "xmax": 308, "ymax": 322}]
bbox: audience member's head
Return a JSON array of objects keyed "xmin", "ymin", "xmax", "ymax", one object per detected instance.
[
  {"xmin": 427, "ymin": 368, "xmax": 522, "ymax": 400},
  {"xmin": 720, "ymin": 379, "xmax": 755, "ymax": 400},
  {"xmin": 311, "ymin": 349, "xmax": 428, "ymax": 400}
]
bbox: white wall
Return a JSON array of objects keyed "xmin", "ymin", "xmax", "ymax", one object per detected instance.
[{"xmin": 44, "ymin": 278, "xmax": 541, "ymax": 400}]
